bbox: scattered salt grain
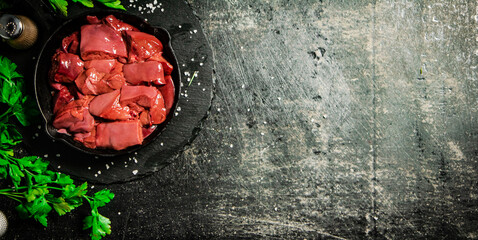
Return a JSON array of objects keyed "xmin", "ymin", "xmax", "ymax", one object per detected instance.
[
  {"xmin": 177, "ymin": 107, "xmax": 181, "ymax": 111},
  {"xmin": 179, "ymin": 25, "xmax": 182, "ymax": 28},
  {"xmin": 97, "ymin": 171, "xmax": 101, "ymax": 175},
  {"xmin": 261, "ymin": 132, "xmax": 265, "ymax": 136},
  {"xmin": 94, "ymin": 174, "xmax": 98, "ymax": 177},
  {"xmin": 91, "ymin": 185, "xmax": 94, "ymax": 189},
  {"xmin": 193, "ymin": 29, "xmax": 197, "ymax": 33},
  {"xmin": 118, "ymin": 212, "xmax": 121, "ymax": 215},
  {"xmin": 56, "ymin": 154, "xmax": 61, "ymax": 157},
  {"xmin": 202, "ymin": 88, "xmax": 206, "ymax": 91},
  {"xmin": 35, "ymin": 133, "xmax": 39, "ymax": 137},
  {"xmin": 88, "ymin": 166, "xmax": 91, "ymax": 170},
  {"xmin": 106, "ymin": 164, "xmax": 110, "ymax": 170},
  {"xmin": 160, "ymin": 142, "xmax": 164, "ymax": 146},
  {"xmin": 200, "ymin": 63, "xmax": 204, "ymax": 66},
  {"xmin": 132, "ymin": 170, "xmax": 138, "ymax": 175},
  {"xmin": 230, "ymin": 144, "xmax": 233, "ymax": 148},
  {"xmin": 37, "ymin": 125, "xmax": 41, "ymax": 129},
  {"xmin": 57, "ymin": 165, "xmax": 61, "ymax": 169},
  {"xmin": 175, "ymin": 112, "xmax": 179, "ymax": 116},
  {"xmin": 44, "ymin": 154, "xmax": 48, "ymax": 158}
]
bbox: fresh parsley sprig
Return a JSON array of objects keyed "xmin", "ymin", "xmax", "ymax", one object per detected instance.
[
  {"xmin": 0, "ymin": 56, "xmax": 114, "ymax": 240},
  {"xmin": 48, "ymin": 0, "xmax": 126, "ymax": 16}
]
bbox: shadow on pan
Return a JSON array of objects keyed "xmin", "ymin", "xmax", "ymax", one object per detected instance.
[{"xmin": 34, "ymin": 10, "xmax": 181, "ymax": 157}]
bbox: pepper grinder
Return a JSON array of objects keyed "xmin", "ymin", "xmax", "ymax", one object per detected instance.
[{"xmin": 0, "ymin": 13, "xmax": 38, "ymax": 49}]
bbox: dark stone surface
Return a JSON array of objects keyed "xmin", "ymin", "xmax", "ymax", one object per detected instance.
[{"xmin": 2, "ymin": 0, "xmax": 478, "ymax": 239}]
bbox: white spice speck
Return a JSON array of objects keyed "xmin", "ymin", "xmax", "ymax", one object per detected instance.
[
  {"xmin": 138, "ymin": 6, "xmax": 142, "ymax": 10},
  {"xmin": 106, "ymin": 164, "xmax": 110, "ymax": 170},
  {"xmin": 134, "ymin": 158, "xmax": 138, "ymax": 163},
  {"xmin": 91, "ymin": 185, "xmax": 94, "ymax": 189},
  {"xmin": 177, "ymin": 107, "xmax": 181, "ymax": 111},
  {"xmin": 264, "ymin": 121, "xmax": 267, "ymax": 124},
  {"xmin": 44, "ymin": 154, "xmax": 48, "ymax": 158},
  {"xmin": 179, "ymin": 25, "xmax": 182, "ymax": 28},
  {"xmin": 261, "ymin": 132, "xmax": 265, "ymax": 136},
  {"xmin": 311, "ymin": 119, "xmax": 315, "ymax": 122},
  {"xmin": 37, "ymin": 125, "xmax": 41, "ymax": 129},
  {"xmin": 271, "ymin": 77, "xmax": 275, "ymax": 79},
  {"xmin": 125, "ymin": 164, "xmax": 128, "ymax": 168},
  {"xmin": 278, "ymin": 97, "xmax": 281, "ymax": 101},
  {"xmin": 56, "ymin": 154, "xmax": 61, "ymax": 157},
  {"xmin": 193, "ymin": 30, "xmax": 197, "ymax": 33},
  {"xmin": 247, "ymin": 108, "xmax": 250, "ymax": 112},
  {"xmin": 118, "ymin": 212, "xmax": 121, "ymax": 215},
  {"xmin": 217, "ymin": 108, "xmax": 221, "ymax": 112},
  {"xmin": 191, "ymin": 58, "xmax": 195, "ymax": 61},
  {"xmin": 97, "ymin": 170, "xmax": 101, "ymax": 175},
  {"xmin": 274, "ymin": 207, "xmax": 278, "ymax": 211},
  {"xmin": 241, "ymin": 46, "xmax": 244, "ymax": 49},
  {"xmin": 200, "ymin": 63, "xmax": 204, "ymax": 66},
  {"xmin": 323, "ymin": 114, "xmax": 328, "ymax": 119},
  {"xmin": 160, "ymin": 142, "xmax": 164, "ymax": 146},
  {"xmin": 184, "ymin": 71, "xmax": 190, "ymax": 76},
  {"xmin": 35, "ymin": 133, "xmax": 39, "ymax": 137},
  {"xmin": 95, "ymin": 156, "xmax": 99, "ymax": 159},
  {"xmin": 161, "ymin": 8, "xmax": 164, "ymax": 12},
  {"xmin": 230, "ymin": 144, "xmax": 233, "ymax": 148},
  {"xmin": 132, "ymin": 170, "xmax": 138, "ymax": 175},
  {"xmin": 175, "ymin": 112, "xmax": 179, "ymax": 116},
  {"xmin": 202, "ymin": 88, "xmax": 206, "ymax": 91},
  {"xmin": 88, "ymin": 166, "xmax": 91, "ymax": 170},
  {"xmin": 94, "ymin": 174, "xmax": 98, "ymax": 177},
  {"xmin": 57, "ymin": 165, "xmax": 61, "ymax": 169},
  {"xmin": 241, "ymin": 84, "xmax": 245, "ymax": 88},
  {"xmin": 198, "ymin": 82, "xmax": 201, "ymax": 86},
  {"xmin": 134, "ymin": 152, "xmax": 138, "ymax": 155}
]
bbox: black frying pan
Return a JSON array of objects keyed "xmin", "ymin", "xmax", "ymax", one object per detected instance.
[{"xmin": 34, "ymin": 10, "xmax": 181, "ymax": 157}]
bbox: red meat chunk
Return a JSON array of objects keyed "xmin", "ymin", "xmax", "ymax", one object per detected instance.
[
  {"xmin": 150, "ymin": 92, "xmax": 166, "ymax": 124},
  {"xmin": 52, "ymin": 84, "xmax": 75, "ymax": 114},
  {"xmin": 125, "ymin": 31, "xmax": 163, "ymax": 62},
  {"xmin": 103, "ymin": 15, "xmax": 138, "ymax": 32},
  {"xmin": 73, "ymin": 127, "xmax": 96, "ymax": 149},
  {"xmin": 84, "ymin": 59, "xmax": 116, "ymax": 73},
  {"xmin": 80, "ymin": 24, "xmax": 127, "ymax": 61},
  {"xmin": 120, "ymin": 85, "xmax": 159, "ymax": 107},
  {"xmin": 53, "ymin": 97, "xmax": 95, "ymax": 133},
  {"xmin": 150, "ymin": 53, "xmax": 173, "ymax": 75},
  {"xmin": 86, "ymin": 16, "xmax": 101, "ymax": 24},
  {"xmin": 61, "ymin": 31, "xmax": 80, "ymax": 54},
  {"xmin": 159, "ymin": 75, "xmax": 175, "ymax": 115},
  {"xmin": 123, "ymin": 61, "xmax": 165, "ymax": 85},
  {"xmin": 75, "ymin": 67, "xmax": 125, "ymax": 95},
  {"xmin": 96, "ymin": 120, "xmax": 143, "ymax": 150},
  {"xmin": 51, "ymin": 52, "xmax": 84, "ymax": 83},
  {"xmin": 89, "ymin": 90, "xmax": 132, "ymax": 120}
]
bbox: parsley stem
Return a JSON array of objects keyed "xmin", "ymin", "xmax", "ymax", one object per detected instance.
[{"xmin": 188, "ymin": 71, "xmax": 198, "ymax": 86}]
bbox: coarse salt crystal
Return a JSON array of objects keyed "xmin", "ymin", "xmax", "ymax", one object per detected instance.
[{"xmin": 132, "ymin": 170, "xmax": 138, "ymax": 175}]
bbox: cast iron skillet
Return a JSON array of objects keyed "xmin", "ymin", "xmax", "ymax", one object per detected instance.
[{"xmin": 34, "ymin": 10, "xmax": 181, "ymax": 157}]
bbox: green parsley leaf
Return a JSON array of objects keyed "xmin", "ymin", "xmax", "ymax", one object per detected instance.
[
  {"xmin": 73, "ymin": 0, "xmax": 94, "ymax": 8},
  {"xmin": 48, "ymin": 0, "xmax": 68, "ymax": 16},
  {"xmin": 83, "ymin": 211, "xmax": 112, "ymax": 240},
  {"xmin": 92, "ymin": 189, "xmax": 114, "ymax": 208},
  {"xmin": 96, "ymin": 0, "xmax": 126, "ymax": 10}
]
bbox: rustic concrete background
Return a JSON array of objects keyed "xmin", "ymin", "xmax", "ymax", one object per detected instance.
[{"xmin": 3, "ymin": 0, "xmax": 478, "ymax": 239}]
